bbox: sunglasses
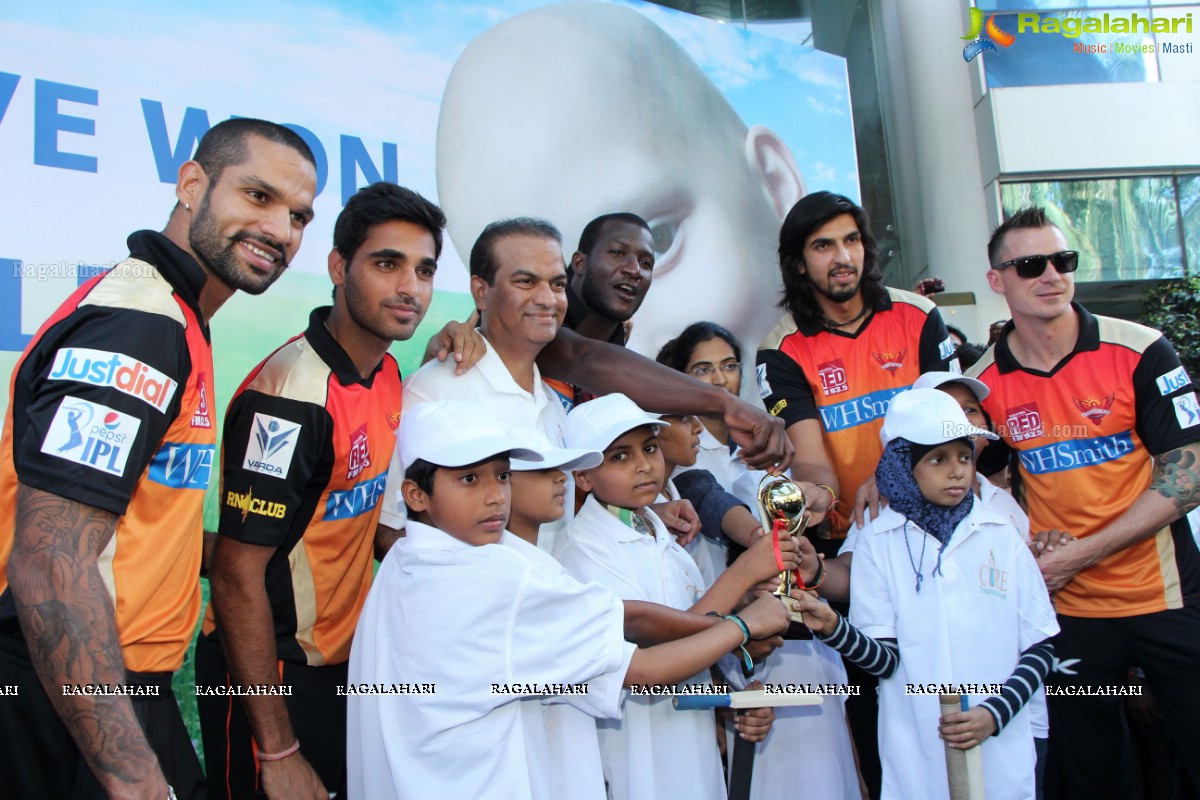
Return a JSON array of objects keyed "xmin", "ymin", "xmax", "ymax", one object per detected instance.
[{"xmin": 995, "ymin": 250, "xmax": 1079, "ymax": 279}]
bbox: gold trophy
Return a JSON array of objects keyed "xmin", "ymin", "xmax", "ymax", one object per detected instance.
[{"xmin": 756, "ymin": 474, "xmax": 809, "ymax": 626}]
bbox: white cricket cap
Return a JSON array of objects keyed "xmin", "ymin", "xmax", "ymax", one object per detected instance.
[
  {"xmin": 912, "ymin": 371, "xmax": 990, "ymax": 401},
  {"xmin": 879, "ymin": 388, "xmax": 998, "ymax": 447},
  {"xmin": 508, "ymin": 427, "xmax": 603, "ymax": 472},
  {"xmin": 564, "ymin": 393, "xmax": 668, "ymax": 453},
  {"xmin": 399, "ymin": 401, "xmax": 544, "ymax": 474}
]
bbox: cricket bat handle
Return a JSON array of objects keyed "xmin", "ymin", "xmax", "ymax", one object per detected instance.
[
  {"xmin": 728, "ymin": 726, "xmax": 755, "ymax": 800},
  {"xmin": 940, "ymin": 693, "xmax": 985, "ymax": 800}
]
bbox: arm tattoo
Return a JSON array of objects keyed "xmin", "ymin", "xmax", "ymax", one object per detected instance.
[
  {"xmin": 1150, "ymin": 442, "xmax": 1200, "ymax": 517},
  {"xmin": 9, "ymin": 484, "xmax": 161, "ymax": 787}
]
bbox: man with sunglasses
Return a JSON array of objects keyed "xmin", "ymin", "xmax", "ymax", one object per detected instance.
[{"xmin": 968, "ymin": 206, "xmax": 1200, "ymax": 799}]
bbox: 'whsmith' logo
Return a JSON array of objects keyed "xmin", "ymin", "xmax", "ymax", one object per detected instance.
[
  {"xmin": 225, "ymin": 487, "xmax": 287, "ymax": 522},
  {"xmin": 324, "ymin": 473, "xmax": 388, "ymax": 521}
]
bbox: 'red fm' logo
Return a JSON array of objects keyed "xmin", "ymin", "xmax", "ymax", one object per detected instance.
[
  {"xmin": 1006, "ymin": 402, "xmax": 1045, "ymax": 442},
  {"xmin": 192, "ymin": 372, "xmax": 212, "ymax": 429},
  {"xmin": 818, "ymin": 359, "xmax": 850, "ymax": 396},
  {"xmin": 347, "ymin": 424, "xmax": 371, "ymax": 481}
]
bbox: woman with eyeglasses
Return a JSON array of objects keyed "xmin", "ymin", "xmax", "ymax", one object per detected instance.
[
  {"xmin": 657, "ymin": 321, "xmax": 861, "ymax": 800},
  {"xmin": 656, "ymin": 322, "xmax": 760, "ymax": 581}
]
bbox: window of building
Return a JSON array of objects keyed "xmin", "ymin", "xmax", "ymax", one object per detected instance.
[
  {"xmin": 1000, "ymin": 176, "xmax": 1192, "ymax": 280},
  {"xmin": 973, "ymin": 3, "xmax": 1196, "ymax": 88}
]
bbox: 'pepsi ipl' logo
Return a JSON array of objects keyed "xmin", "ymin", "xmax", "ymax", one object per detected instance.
[{"xmin": 962, "ymin": 8, "xmax": 1014, "ymax": 62}]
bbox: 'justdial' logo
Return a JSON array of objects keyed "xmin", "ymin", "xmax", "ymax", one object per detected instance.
[{"xmin": 962, "ymin": 8, "xmax": 1015, "ymax": 62}]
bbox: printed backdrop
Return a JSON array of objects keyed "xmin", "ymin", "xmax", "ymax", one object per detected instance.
[{"xmin": 0, "ymin": 0, "xmax": 857, "ymax": 520}]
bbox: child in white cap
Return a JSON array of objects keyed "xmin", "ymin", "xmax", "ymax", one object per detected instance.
[
  {"xmin": 796, "ymin": 387, "xmax": 1059, "ymax": 800},
  {"xmin": 346, "ymin": 401, "xmax": 791, "ymax": 800},
  {"xmin": 556, "ymin": 393, "xmax": 799, "ymax": 800},
  {"xmin": 508, "ymin": 427, "xmax": 603, "ymax": 545},
  {"xmin": 910, "ymin": 371, "xmax": 1066, "ymax": 797}
]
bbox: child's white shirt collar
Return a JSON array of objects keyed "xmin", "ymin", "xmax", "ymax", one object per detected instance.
[{"xmin": 867, "ymin": 501, "xmax": 1010, "ymax": 556}]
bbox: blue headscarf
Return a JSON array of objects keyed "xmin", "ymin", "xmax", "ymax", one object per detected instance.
[{"xmin": 875, "ymin": 437, "xmax": 973, "ymax": 593}]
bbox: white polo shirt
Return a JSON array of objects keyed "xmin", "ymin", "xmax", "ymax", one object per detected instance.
[
  {"xmin": 848, "ymin": 504, "xmax": 1059, "ymax": 800},
  {"xmin": 679, "ymin": 433, "xmax": 858, "ymax": 800},
  {"xmin": 377, "ymin": 333, "xmax": 572, "ymax": 549},
  {"xmin": 346, "ymin": 521, "xmax": 634, "ymax": 800},
  {"xmin": 841, "ymin": 476, "xmax": 1049, "ymax": 740},
  {"xmin": 557, "ymin": 496, "xmax": 725, "ymax": 800}
]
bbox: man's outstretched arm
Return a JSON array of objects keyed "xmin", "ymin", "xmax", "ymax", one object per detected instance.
[
  {"xmin": 538, "ymin": 327, "xmax": 793, "ymax": 470},
  {"xmin": 7, "ymin": 484, "xmax": 168, "ymax": 800}
]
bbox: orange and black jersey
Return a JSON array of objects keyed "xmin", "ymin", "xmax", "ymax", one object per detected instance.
[
  {"xmin": 969, "ymin": 305, "xmax": 1200, "ymax": 618},
  {"xmin": 201, "ymin": 307, "xmax": 402, "ymax": 667},
  {"xmin": 756, "ymin": 288, "xmax": 956, "ymax": 536},
  {"xmin": 0, "ymin": 231, "xmax": 215, "ymax": 673}
]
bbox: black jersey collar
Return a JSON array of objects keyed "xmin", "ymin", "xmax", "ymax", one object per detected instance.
[
  {"xmin": 993, "ymin": 302, "xmax": 1097, "ymax": 375},
  {"xmin": 305, "ymin": 306, "xmax": 386, "ymax": 387},
  {"xmin": 795, "ymin": 292, "xmax": 892, "ymax": 337}
]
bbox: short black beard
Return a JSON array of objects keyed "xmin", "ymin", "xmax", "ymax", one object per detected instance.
[
  {"xmin": 188, "ymin": 192, "xmax": 286, "ymax": 295},
  {"xmin": 821, "ymin": 281, "xmax": 859, "ymax": 304}
]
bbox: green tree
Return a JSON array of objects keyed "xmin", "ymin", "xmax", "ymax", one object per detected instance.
[{"xmin": 1141, "ymin": 277, "xmax": 1200, "ymax": 379}]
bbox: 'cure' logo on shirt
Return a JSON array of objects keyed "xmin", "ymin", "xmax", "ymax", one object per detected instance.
[
  {"xmin": 346, "ymin": 424, "xmax": 371, "ymax": 481},
  {"xmin": 1072, "ymin": 393, "xmax": 1115, "ymax": 426},
  {"xmin": 978, "ymin": 551, "xmax": 1009, "ymax": 599},
  {"xmin": 41, "ymin": 396, "xmax": 141, "ymax": 477},
  {"xmin": 244, "ymin": 413, "xmax": 301, "ymax": 479},
  {"xmin": 817, "ymin": 359, "xmax": 850, "ymax": 396},
  {"xmin": 1005, "ymin": 403, "xmax": 1045, "ymax": 442}
]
